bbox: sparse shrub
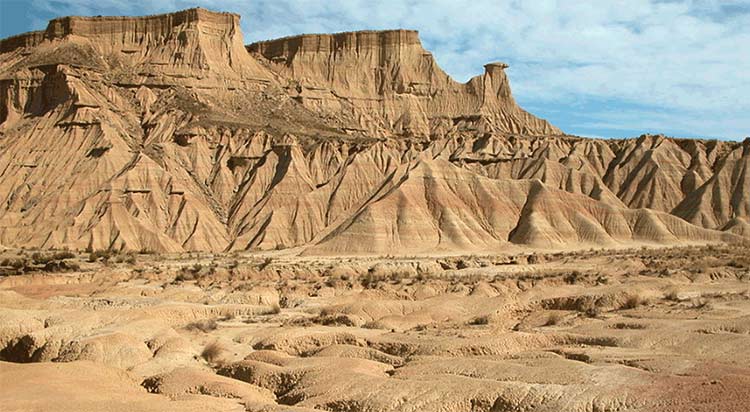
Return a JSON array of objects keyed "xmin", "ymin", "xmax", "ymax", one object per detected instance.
[
  {"xmin": 528, "ymin": 253, "xmax": 545, "ymax": 264},
  {"xmin": 186, "ymin": 319, "xmax": 218, "ymax": 333},
  {"xmin": 261, "ymin": 303, "xmax": 281, "ymax": 315},
  {"xmin": 362, "ymin": 320, "xmax": 386, "ymax": 329},
  {"xmin": 31, "ymin": 251, "xmax": 76, "ymax": 265},
  {"xmin": 366, "ymin": 263, "xmax": 416, "ymax": 286},
  {"xmin": 175, "ymin": 263, "xmax": 205, "ymax": 281},
  {"xmin": 201, "ymin": 341, "xmax": 226, "ymax": 364},
  {"xmin": 361, "ymin": 271, "xmax": 384, "ymax": 289},
  {"xmin": 621, "ymin": 293, "xmax": 648, "ymax": 310},
  {"xmin": 664, "ymin": 289, "xmax": 680, "ymax": 301},
  {"xmin": 690, "ymin": 298, "xmax": 713, "ymax": 310},
  {"xmin": 579, "ymin": 300, "xmax": 603, "ymax": 318},
  {"xmin": 728, "ymin": 258, "xmax": 750, "ymax": 269},
  {"xmin": 219, "ymin": 313, "xmax": 236, "ymax": 321},
  {"xmin": 326, "ymin": 264, "xmax": 358, "ymax": 280},
  {"xmin": 88, "ymin": 249, "xmax": 112, "ymax": 263},
  {"xmin": 174, "ymin": 272, "xmax": 194, "ymax": 282},
  {"xmin": 43, "ymin": 260, "xmax": 80, "ymax": 272},
  {"xmin": 44, "ymin": 251, "xmax": 71, "ymax": 263},
  {"xmin": 564, "ymin": 271, "xmax": 582, "ymax": 285},
  {"xmin": 544, "ymin": 312, "xmax": 563, "ymax": 326},
  {"xmin": 1, "ymin": 258, "xmax": 26, "ymax": 270},
  {"xmin": 456, "ymin": 259, "xmax": 472, "ymax": 270},
  {"xmin": 54, "ymin": 251, "xmax": 76, "ymax": 260},
  {"xmin": 0, "ymin": 257, "xmax": 28, "ymax": 276},
  {"xmin": 124, "ymin": 254, "xmax": 137, "ymax": 265},
  {"xmin": 469, "ymin": 315, "xmax": 491, "ymax": 325},
  {"xmin": 317, "ymin": 313, "xmax": 359, "ymax": 327},
  {"xmin": 2, "ymin": 252, "xmax": 79, "ymax": 274},
  {"xmin": 611, "ymin": 322, "xmax": 647, "ymax": 330},
  {"xmin": 388, "ymin": 270, "xmax": 409, "ymax": 283},
  {"xmin": 585, "ymin": 306, "xmax": 602, "ymax": 318}
]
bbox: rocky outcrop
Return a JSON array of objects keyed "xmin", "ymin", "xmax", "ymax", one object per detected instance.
[
  {"xmin": 0, "ymin": 8, "xmax": 746, "ymax": 254},
  {"xmin": 249, "ymin": 30, "xmax": 560, "ymax": 137},
  {"xmin": 0, "ymin": 8, "xmax": 273, "ymax": 88},
  {"xmin": 673, "ymin": 138, "xmax": 750, "ymax": 228},
  {"xmin": 0, "ymin": 32, "xmax": 45, "ymax": 54}
]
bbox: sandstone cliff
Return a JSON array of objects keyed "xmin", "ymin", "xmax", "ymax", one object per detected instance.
[
  {"xmin": 0, "ymin": 8, "xmax": 273, "ymax": 89},
  {"xmin": 248, "ymin": 31, "xmax": 560, "ymax": 137},
  {"xmin": 0, "ymin": 8, "xmax": 746, "ymax": 254}
]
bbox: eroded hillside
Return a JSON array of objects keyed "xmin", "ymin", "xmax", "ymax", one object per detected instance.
[{"xmin": 0, "ymin": 7, "xmax": 748, "ymax": 254}]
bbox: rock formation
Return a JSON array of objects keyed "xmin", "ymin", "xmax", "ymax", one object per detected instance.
[
  {"xmin": 0, "ymin": 8, "xmax": 747, "ymax": 254},
  {"xmin": 248, "ymin": 31, "xmax": 560, "ymax": 137},
  {"xmin": 0, "ymin": 8, "xmax": 272, "ymax": 86}
]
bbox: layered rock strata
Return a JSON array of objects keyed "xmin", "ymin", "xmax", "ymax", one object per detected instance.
[
  {"xmin": 0, "ymin": 8, "xmax": 746, "ymax": 254},
  {"xmin": 249, "ymin": 30, "xmax": 560, "ymax": 137}
]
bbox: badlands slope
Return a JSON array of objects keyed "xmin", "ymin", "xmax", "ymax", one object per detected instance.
[
  {"xmin": 0, "ymin": 8, "xmax": 747, "ymax": 254},
  {"xmin": 1, "ymin": 7, "xmax": 750, "ymax": 412}
]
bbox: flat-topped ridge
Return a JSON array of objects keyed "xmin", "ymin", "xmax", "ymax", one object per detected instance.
[
  {"xmin": 249, "ymin": 29, "xmax": 420, "ymax": 46},
  {"xmin": 0, "ymin": 8, "xmax": 239, "ymax": 54},
  {"xmin": 248, "ymin": 29, "xmax": 423, "ymax": 58},
  {"xmin": 45, "ymin": 7, "xmax": 239, "ymax": 37}
]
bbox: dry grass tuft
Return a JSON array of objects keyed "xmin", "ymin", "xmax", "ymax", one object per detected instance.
[
  {"xmin": 362, "ymin": 320, "xmax": 386, "ymax": 329},
  {"xmin": 469, "ymin": 315, "xmax": 491, "ymax": 325},
  {"xmin": 201, "ymin": 341, "xmax": 226, "ymax": 364},
  {"xmin": 186, "ymin": 319, "xmax": 218, "ymax": 333},
  {"xmin": 690, "ymin": 298, "xmax": 714, "ymax": 310},
  {"xmin": 261, "ymin": 303, "xmax": 281, "ymax": 315},
  {"xmin": 544, "ymin": 312, "xmax": 563, "ymax": 326},
  {"xmin": 664, "ymin": 289, "xmax": 681, "ymax": 302},
  {"xmin": 621, "ymin": 293, "xmax": 649, "ymax": 310},
  {"xmin": 578, "ymin": 300, "xmax": 603, "ymax": 318}
]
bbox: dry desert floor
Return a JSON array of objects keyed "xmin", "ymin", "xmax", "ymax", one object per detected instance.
[{"xmin": 2, "ymin": 244, "xmax": 750, "ymax": 411}]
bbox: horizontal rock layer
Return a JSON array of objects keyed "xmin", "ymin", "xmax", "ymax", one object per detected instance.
[
  {"xmin": 1, "ymin": 8, "xmax": 240, "ymax": 53},
  {"xmin": 249, "ymin": 30, "xmax": 560, "ymax": 137},
  {"xmin": 0, "ymin": 8, "xmax": 747, "ymax": 253}
]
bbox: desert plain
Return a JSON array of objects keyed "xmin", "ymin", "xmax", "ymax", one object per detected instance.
[{"xmin": 2, "ymin": 245, "xmax": 750, "ymax": 411}]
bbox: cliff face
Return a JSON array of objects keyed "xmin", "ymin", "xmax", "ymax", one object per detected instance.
[
  {"xmin": 0, "ymin": 8, "xmax": 273, "ymax": 86},
  {"xmin": 249, "ymin": 31, "xmax": 561, "ymax": 137},
  {"xmin": 0, "ymin": 32, "xmax": 45, "ymax": 54},
  {"xmin": 0, "ymin": 8, "xmax": 746, "ymax": 254}
]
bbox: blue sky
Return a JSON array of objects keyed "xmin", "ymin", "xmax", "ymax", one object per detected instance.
[{"xmin": 1, "ymin": 0, "xmax": 748, "ymax": 140}]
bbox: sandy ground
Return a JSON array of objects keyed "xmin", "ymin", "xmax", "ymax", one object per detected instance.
[{"xmin": 1, "ymin": 244, "xmax": 750, "ymax": 411}]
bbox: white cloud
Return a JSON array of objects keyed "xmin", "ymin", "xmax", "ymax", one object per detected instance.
[{"xmin": 21, "ymin": 0, "xmax": 750, "ymax": 139}]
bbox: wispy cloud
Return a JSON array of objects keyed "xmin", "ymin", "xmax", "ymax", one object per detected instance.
[{"xmin": 7, "ymin": 0, "xmax": 750, "ymax": 140}]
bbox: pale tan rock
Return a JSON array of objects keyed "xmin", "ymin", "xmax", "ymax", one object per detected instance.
[
  {"xmin": 0, "ymin": 361, "xmax": 248, "ymax": 412},
  {"xmin": 249, "ymin": 31, "xmax": 560, "ymax": 137},
  {"xmin": 0, "ymin": 8, "xmax": 746, "ymax": 255}
]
